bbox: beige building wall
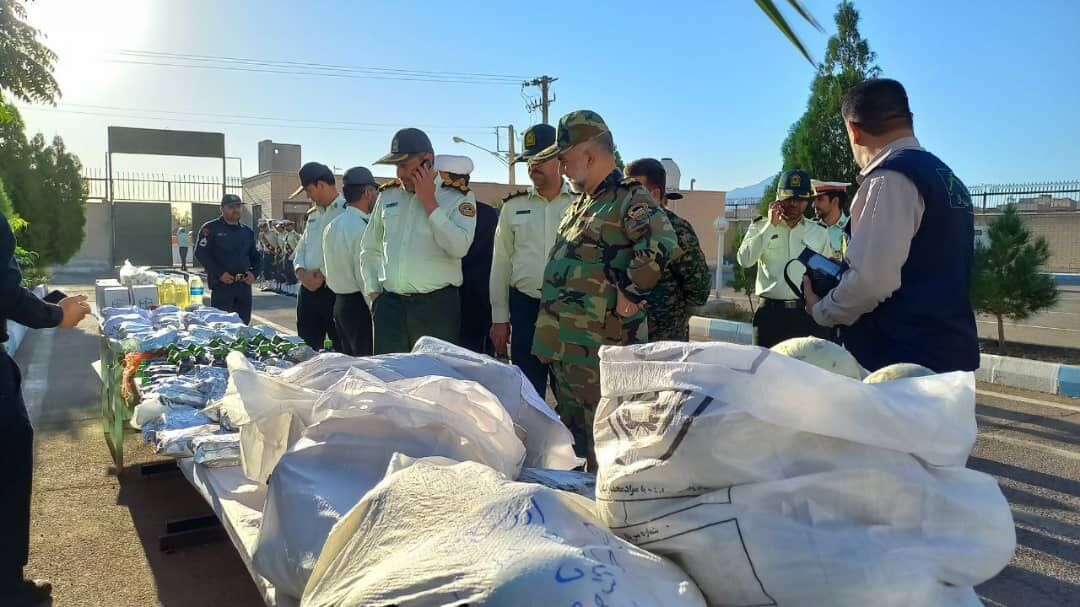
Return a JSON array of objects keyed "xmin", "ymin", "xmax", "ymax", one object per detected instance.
[
  {"xmin": 667, "ymin": 190, "xmax": 728, "ymax": 268},
  {"xmin": 976, "ymin": 211, "xmax": 1080, "ymax": 272}
]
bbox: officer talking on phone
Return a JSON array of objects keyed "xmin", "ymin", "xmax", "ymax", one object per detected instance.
[
  {"xmin": 360, "ymin": 128, "xmax": 477, "ymax": 354},
  {"xmin": 736, "ymin": 169, "xmax": 833, "ymax": 348}
]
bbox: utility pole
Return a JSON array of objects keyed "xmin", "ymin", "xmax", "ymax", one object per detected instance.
[
  {"xmin": 523, "ymin": 75, "xmax": 558, "ymax": 124},
  {"xmin": 507, "ymin": 124, "xmax": 516, "ymax": 185}
]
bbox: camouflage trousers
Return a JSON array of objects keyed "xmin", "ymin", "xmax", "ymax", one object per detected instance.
[{"xmin": 550, "ymin": 359, "xmax": 602, "ymax": 470}]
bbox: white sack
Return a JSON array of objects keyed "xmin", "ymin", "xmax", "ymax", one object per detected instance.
[
  {"xmin": 301, "ymin": 457, "xmax": 706, "ymax": 607},
  {"xmin": 594, "ymin": 341, "xmax": 1015, "ymax": 607},
  {"xmin": 412, "ymin": 336, "xmax": 581, "ymax": 469},
  {"xmin": 253, "ymin": 370, "xmax": 527, "ymax": 599}
]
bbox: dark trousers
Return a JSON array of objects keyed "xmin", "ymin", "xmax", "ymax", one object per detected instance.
[
  {"xmin": 178, "ymin": 246, "xmax": 189, "ymax": 272},
  {"xmin": 509, "ymin": 288, "xmax": 554, "ymax": 398},
  {"xmin": 262, "ymin": 255, "xmax": 275, "ymax": 283},
  {"xmin": 333, "ymin": 292, "xmax": 373, "ymax": 357},
  {"xmin": 372, "ymin": 286, "xmax": 460, "ymax": 355},
  {"xmin": 459, "ymin": 291, "xmax": 493, "ymax": 356},
  {"xmin": 210, "ymin": 281, "xmax": 253, "ymax": 324},
  {"xmin": 753, "ymin": 298, "xmax": 818, "ymax": 348},
  {"xmin": 297, "ymin": 283, "xmax": 338, "ymax": 350},
  {"xmin": 0, "ymin": 353, "xmax": 32, "ymax": 585}
]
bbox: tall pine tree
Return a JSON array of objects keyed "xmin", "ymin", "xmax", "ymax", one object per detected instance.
[
  {"xmin": 971, "ymin": 205, "xmax": 1059, "ymax": 348},
  {"xmin": 761, "ymin": 1, "xmax": 880, "ymax": 213}
]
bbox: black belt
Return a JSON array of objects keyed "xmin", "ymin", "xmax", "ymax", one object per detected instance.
[
  {"xmin": 385, "ymin": 285, "xmax": 457, "ymax": 300},
  {"xmin": 761, "ymin": 297, "xmax": 804, "ymax": 310}
]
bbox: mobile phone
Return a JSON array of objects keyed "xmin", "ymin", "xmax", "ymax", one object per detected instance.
[
  {"xmin": 422, "ymin": 158, "xmax": 433, "ymax": 170},
  {"xmin": 43, "ymin": 289, "xmax": 68, "ymax": 304}
]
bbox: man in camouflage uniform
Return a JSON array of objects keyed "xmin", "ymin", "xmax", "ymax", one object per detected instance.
[
  {"xmin": 531, "ymin": 110, "xmax": 679, "ymax": 468},
  {"xmin": 626, "ymin": 158, "xmax": 711, "ymax": 341}
]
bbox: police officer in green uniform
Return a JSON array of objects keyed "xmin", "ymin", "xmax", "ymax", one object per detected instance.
[
  {"xmin": 292, "ymin": 162, "xmax": 345, "ymax": 349},
  {"xmin": 489, "ymin": 123, "xmax": 575, "ymax": 397},
  {"xmin": 360, "ymin": 128, "xmax": 477, "ymax": 354},
  {"xmin": 736, "ymin": 169, "xmax": 833, "ymax": 348},
  {"xmin": 531, "ymin": 110, "xmax": 678, "ymax": 468},
  {"xmin": 625, "ymin": 157, "xmax": 712, "ymax": 341}
]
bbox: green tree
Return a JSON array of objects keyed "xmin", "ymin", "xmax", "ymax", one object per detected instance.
[
  {"xmin": 971, "ymin": 205, "xmax": 1059, "ymax": 348},
  {"xmin": 0, "ymin": 0, "xmax": 60, "ymax": 122},
  {"xmin": 760, "ymin": 1, "xmax": 880, "ymax": 214},
  {"xmin": 614, "ymin": 148, "xmax": 625, "ymax": 172},
  {"xmin": 727, "ymin": 226, "xmax": 757, "ymax": 311},
  {"xmin": 0, "ymin": 102, "xmax": 86, "ymax": 265}
]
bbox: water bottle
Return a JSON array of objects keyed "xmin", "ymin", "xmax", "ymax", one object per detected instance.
[{"xmin": 189, "ymin": 275, "xmax": 204, "ymax": 302}]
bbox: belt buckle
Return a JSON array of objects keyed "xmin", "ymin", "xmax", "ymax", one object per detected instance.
[{"xmin": 784, "ymin": 300, "xmax": 799, "ymax": 309}]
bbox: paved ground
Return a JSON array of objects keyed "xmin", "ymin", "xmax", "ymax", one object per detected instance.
[
  {"xmin": 11, "ymin": 280, "xmax": 1078, "ymax": 605},
  {"xmin": 715, "ymin": 285, "xmax": 1080, "ymax": 349}
]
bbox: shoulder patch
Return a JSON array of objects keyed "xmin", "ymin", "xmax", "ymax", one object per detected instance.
[
  {"xmin": 442, "ymin": 179, "xmax": 470, "ymax": 194},
  {"xmin": 378, "ymin": 179, "xmax": 401, "ymax": 191},
  {"xmin": 627, "ymin": 200, "xmax": 650, "ymax": 221},
  {"xmin": 306, "ymin": 206, "xmax": 318, "ymax": 216},
  {"xmin": 459, "ymin": 201, "xmax": 476, "ymax": 218},
  {"xmin": 500, "ymin": 189, "xmax": 529, "ymax": 204}
]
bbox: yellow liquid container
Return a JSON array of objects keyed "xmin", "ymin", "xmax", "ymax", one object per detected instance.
[
  {"xmin": 157, "ymin": 277, "xmax": 175, "ymax": 306},
  {"xmin": 174, "ymin": 276, "xmax": 190, "ymax": 308}
]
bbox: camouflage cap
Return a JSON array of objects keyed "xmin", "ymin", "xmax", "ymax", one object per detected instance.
[
  {"xmin": 531, "ymin": 110, "xmax": 610, "ymax": 162},
  {"xmin": 775, "ymin": 168, "xmax": 813, "ymax": 201}
]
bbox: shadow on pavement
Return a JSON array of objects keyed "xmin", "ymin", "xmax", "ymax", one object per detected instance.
[
  {"xmin": 969, "ymin": 456, "xmax": 1080, "ymax": 498},
  {"xmin": 114, "ymin": 457, "xmax": 264, "ymax": 607}
]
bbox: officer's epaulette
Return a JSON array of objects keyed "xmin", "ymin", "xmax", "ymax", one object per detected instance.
[
  {"xmin": 305, "ymin": 205, "xmax": 318, "ymax": 216},
  {"xmin": 621, "ymin": 177, "xmax": 643, "ymax": 188},
  {"xmin": 441, "ymin": 179, "xmax": 470, "ymax": 194},
  {"xmin": 752, "ymin": 215, "xmax": 764, "ymax": 223},
  {"xmin": 378, "ymin": 179, "xmax": 402, "ymax": 192},
  {"xmin": 501, "ymin": 189, "xmax": 529, "ymax": 204}
]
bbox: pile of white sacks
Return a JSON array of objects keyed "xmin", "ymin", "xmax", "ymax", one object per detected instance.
[{"xmin": 210, "ymin": 337, "xmax": 1014, "ymax": 606}]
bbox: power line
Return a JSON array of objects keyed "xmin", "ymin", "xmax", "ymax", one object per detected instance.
[
  {"xmin": 16, "ymin": 106, "xmax": 495, "ymax": 134},
  {"xmin": 99, "ymin": 50, "xmax": 526, "ymax": 86},
  {"xmin": 48, "ymin": 103, "xmax": 494, "ymax": 131},
  {"xmin": 111, "ymin": 49, "xmax": 528, "ymax": 82}
]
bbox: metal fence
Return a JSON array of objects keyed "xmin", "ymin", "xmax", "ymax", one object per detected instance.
[
  {"xmin": 968, "ymin": 181, "xmax": 1080, "ymax": 212},
  {"xmin": 725, "ymin": 197, "xmax": 763, "ymax": 219},
  {"xmin": 723, "ymin": 181, "xmax": 1080, "ymax": 216},
  {"xmin": 83, "ymin": 168, "xmax": 243, "ymax": 203}
]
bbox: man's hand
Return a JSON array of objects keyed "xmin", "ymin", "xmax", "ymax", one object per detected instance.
[
  {"xmin": 768, "ymin": 202, "xmax": 783, "ymax": 226},
  {"xmin": 219, "ymin": 272, "xmax": 235, "ymax": 285},
  {"xmin": 615, "ymin": 289, "xmax": 646, "ymax": 318},
  {"xmin": 244, "ymin": 271, "xmax": 255, "ymax": 285},
  {"xmin": 489, "ymin": 322, "xmax": 510, "ymax": 356},
  {"xmin": 803, "ymin": 275, "xmax": 821, "ymax": 315},
  {"xmin": 412, "ymin": 162, "xmax": 438, "ymax": 215},
  {"xmin": 58, "ymin": 295, "xmax": 90, "ymax": 329},
  {"xmin": 368, "ymin": 291, "xmax": 381, "ymax": 303}
]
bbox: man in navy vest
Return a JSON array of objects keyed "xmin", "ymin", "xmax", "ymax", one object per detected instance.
[{"xmin": 804, "ymin": 78, "xmax": 979, "ymax": 373}]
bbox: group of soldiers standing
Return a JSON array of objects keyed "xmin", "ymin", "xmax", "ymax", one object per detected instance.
[
  {"xmin": 253, "ymin": 110, "xmax": 710, "ymax": 467},
  {"xmin": 257, "ymin": 217, "xmax": 300, "ymax": 296}
]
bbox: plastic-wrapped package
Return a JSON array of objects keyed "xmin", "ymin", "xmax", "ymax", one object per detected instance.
[
  {"xmin": 155, "ymin": 423, "xmax": 220, "ymax": 457},
  {"xmin": 593, "ymin": 341, "xmax": 1015, "ymax": 607},
  {"xmin": 142, "ymin": 407, "xmax": 213, "ymax": 444},
  {"xmin": 302, "ymin": 457, "xmax": 706, "ymax": 607},
  {"xmin": 251, "ymin": 370, "xmax": 527, "ymax": 598},
  {"xmin": 192, "ymin": 433, "xmax": 241, "ymax": 467}
]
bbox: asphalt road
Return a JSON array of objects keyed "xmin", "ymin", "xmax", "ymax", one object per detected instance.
[
  {"xmin": 714, "ymin": 285, "xmax": 1080, "ymax": 349},
  {"xmin": 19, "ymin": 279, "xmax": 1079, "ymax": 605}
]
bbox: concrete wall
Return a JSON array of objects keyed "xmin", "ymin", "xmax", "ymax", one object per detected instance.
[
  {"xmin": 667, "ymin": 191, "xmax": 727, "ymax": 268},
  {"xmin": 975, "ymin": 211, "xmax": 1080, "ymax": 272},
  {"xmin": 56, "ymin": 201, "xmax": 112, "ymax": 274}
]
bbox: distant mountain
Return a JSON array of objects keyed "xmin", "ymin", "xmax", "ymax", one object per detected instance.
[{"xmin": 726, "ymin": 174, "xmax": 777, "ymax": 200}]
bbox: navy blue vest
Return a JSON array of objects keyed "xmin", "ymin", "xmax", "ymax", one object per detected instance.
[{"xmin": 842, "ymin": 149, "xmax": 980, "ymax": 372}]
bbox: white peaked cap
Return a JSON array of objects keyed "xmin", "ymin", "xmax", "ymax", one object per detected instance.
[{"xmin": 434, "ymin": 154, "xmax": 474, "ymax": 175}]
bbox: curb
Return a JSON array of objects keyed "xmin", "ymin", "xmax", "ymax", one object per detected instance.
[{"xmin": 688, "ymin": 315, "xmax": 1080, "ymax": 398}]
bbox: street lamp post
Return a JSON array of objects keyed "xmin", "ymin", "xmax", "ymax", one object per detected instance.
[
  {"xmin": 714, "ymin": 216, "xmax": 729, "ymax": 292},
  {"xmin": 452, "ymin": 127, "xmax": 516, "ymax": 185}
]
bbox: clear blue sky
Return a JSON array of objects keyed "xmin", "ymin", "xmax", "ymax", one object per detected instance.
[{"xmin": 16, "ymin": 0, "xmax": 1080, "ymax": 192}]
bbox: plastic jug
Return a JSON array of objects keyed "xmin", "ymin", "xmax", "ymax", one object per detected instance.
[
  {"xmin": 157, "ymin": 277, "xmax": 174, "ymax": 306},
  {"xmin": 174, "ymin": 276, "xmax": 190, "ymax": 308},
  {"xmin": 189, "ymin": 275, "xmax": 204, "ymax": 303}
]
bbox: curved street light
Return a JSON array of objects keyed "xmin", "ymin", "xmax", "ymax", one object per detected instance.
[{"xmin": 451, "ymin": 136, "xmax": 509, "ymax": 166}]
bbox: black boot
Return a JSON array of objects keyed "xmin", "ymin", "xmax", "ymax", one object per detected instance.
[{"xmin": 4, "ymin": 578, "xmax": 52, "ymax": 607}]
